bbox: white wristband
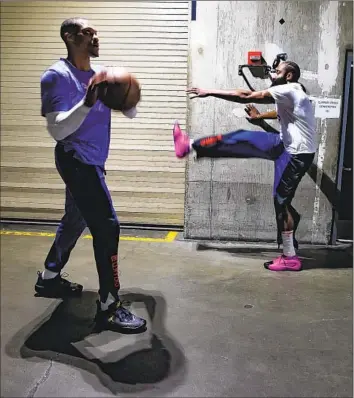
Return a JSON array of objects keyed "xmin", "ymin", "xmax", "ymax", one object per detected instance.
[{"xmin": 122, "ymin": 107, "xmax": 137, "ymax": 119}]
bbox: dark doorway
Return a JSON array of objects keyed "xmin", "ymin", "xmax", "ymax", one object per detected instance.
[{"xmin": 336, "ymin": 51, "xmax": 353, "ymax": 241}]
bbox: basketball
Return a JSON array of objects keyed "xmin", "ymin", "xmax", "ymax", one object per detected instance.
[{"xmin": 97, "ymin": 66, "xmax": 141, "ymax": 111}]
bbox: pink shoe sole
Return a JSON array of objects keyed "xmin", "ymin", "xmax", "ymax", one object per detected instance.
[
  {"xmin": 264, "ymin": 255, "xmax": 302, "ymax": 271},
  {"xmin": 173, "ymin": 121, "xmax": 190, "ymax": 158}
]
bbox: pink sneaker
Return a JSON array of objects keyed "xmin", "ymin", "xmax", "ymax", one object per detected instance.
[
  {"xmin": 264, "ymin": 255, "xmax": 302, "ymax": 271},
  {"xmin": 173, "ymin": 121, "xmax": 190, "ymax": 158}
]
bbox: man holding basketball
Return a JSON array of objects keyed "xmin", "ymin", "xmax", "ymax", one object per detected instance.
[
  {"xmin": 173, "ymin": 61, "xmax": 317, "ymax": 271},
  {"xmin": 35, "ymin": 17, "xmax": 146, "ymax": 332}
]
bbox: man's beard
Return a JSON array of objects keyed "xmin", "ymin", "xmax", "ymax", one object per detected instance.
[
  {"xmin": 270, "ymin": 76, "xmax": 287, "ymax": 87},
  {"xmin": 88, "ymin": 45, "xmax": 99, "ymax": 58}
]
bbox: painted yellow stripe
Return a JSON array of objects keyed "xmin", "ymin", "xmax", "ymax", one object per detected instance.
[
  {"xmin": 0, "ymin": 231, "xmax": 56, "ymax": 238},
  {"xmin": 0, "ymin": 229, "xmax": 178, "ymax": 243},
  {"xmin": 164, "ymin": 231, "xmax": 179, "ymax": 242}
]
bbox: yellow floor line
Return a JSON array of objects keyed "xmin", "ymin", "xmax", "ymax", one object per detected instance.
[
  {"xmin": 0, "ymin": 229, "xmax": 179, "ymax": 243},
  {"xmin": 164, "ymin": 231, "xmax": 179, "ymax": 242},
  {"xmin": 0, "ymin": 231, "xmax": 56, "ymax": 238}
]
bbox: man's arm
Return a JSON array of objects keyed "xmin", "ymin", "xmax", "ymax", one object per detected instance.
[
  {"xmin": 42, "ymin": 70, "xmax": 137, "ymax": 141},
  {"xmin": 41, "ymin": 70, "xmax": 99, "ymax": 141},
  {"xmin": 45, "ymin": 100, "xmax": 92, "ymax": 141},
  {"xmin": 245, "ymin": 104, "xmax": 277, "ymax": 120},
  {"xmin": 245, "ymin": 104, "xmax": 280, "ymax": 134},
  {"xmin": 186, "ymin": 87, "xmax": 275, "ymax": 104},
  {"xmin": 251, "ymin": 109, "xmax": 278, "ymax": 120}
]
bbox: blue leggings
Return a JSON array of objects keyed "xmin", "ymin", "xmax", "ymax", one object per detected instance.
[{"xmin": 192, "ymin": 130, "xmax": 291, "ymax": 196}]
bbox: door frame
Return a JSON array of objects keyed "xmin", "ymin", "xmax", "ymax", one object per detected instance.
[{"xmin": 330, "ymin": 49, "xmax": 353, "ymax": 244}]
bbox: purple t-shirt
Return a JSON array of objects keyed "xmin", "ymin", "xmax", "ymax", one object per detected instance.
[{"xmin": 40, "ymin": 58, "xmax": 111, "ymax": 166}]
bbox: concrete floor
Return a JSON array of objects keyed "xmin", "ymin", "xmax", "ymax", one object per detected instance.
[{"xmin": 0, "ymin": 227, "xmax": 353, "ymax": 397}]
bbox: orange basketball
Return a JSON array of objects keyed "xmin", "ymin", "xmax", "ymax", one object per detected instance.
[{"xmin": 97, "ymin": 66, "xmax": 141, "ymax": 111}]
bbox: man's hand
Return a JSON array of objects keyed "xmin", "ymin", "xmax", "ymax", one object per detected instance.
[
  {"xmin": 84, "ymin": 69, "xmax": 108, "ymax": 108},
  {"xmin": 245, "ymin": 105, "xmax": 278, "ymax": 125},
  {"xmin": 186, "ymin": 87, "xmax": 209, "ymax": 99},
  {"xmin": 84, "ymin": 83, "xmax": 100, "ymax": 108},
  {"xmin": 245, "ymin": 104, "xmax": 262, "ymax": 125},
  {"xmin": 244, "ymin": 105, "xmax": 279, "ymax": 133},
  {"xmin": 245, "ymin": 104, "xmax": 260, "ymax": 119}
]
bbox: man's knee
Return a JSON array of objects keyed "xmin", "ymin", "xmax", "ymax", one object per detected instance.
[
  {"xmin": 60, "ymin": 213, "xmax": 87, "ymax": 235},
  {"xmin": 274, "ymin": 195, "xmax": 289, "ymax": 222},
  {"xmin": 105, "ymin": 217, "xmax": 120, "ymax": 238},
  {"xmin": 89, "ymin": 216, "xmax": 120, "ymax": 240}
]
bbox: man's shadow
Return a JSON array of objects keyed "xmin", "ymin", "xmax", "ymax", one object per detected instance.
[
  {"xmin": 196, "ymin": 242, "xmax": 353, "ymax": 270},
  {"xmin": 307, "ymin": 162, "xmax": 340, "ymax": 211},
  {"xmin": 5, "ymin": 289, "xmax": 187, "ymax": 395}
]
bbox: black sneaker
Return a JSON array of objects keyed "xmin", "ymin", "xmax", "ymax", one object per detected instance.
[
  {"xmin": 34, "ymin": 271, "xmax": 83, "ymax": 298},
  {"xmin": 94, "ymin": 300, "xmax": 147, "ymax": 333}
]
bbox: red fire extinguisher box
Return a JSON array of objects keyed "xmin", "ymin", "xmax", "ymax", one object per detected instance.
[{"xmin": 248, "ymin": 51, "xmax": 262, "ymax": 65}]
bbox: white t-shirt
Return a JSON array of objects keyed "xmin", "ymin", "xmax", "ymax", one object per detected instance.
[{"xmin": 268, "ymin": 83, "xmax": 317, "ymax": 155}]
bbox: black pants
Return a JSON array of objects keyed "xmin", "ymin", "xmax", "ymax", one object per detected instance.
[{"xmin": 45, "ymin": 144, "xmax": 120, "ymax": 303}]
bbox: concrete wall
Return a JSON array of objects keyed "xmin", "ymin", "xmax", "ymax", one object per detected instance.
[{"xmin": 184, "ymin": 1, "xmax": 353, "ymax": 244}]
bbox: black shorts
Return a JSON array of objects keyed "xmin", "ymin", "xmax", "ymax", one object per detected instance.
[{"xmin": 275, "ymin": 152, "xmax": 315, "ymax": 206}]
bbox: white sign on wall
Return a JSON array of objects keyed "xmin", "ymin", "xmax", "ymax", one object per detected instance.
[{"xmin": 314, "ymin": 98, "xmax": 341, "ymax": 119}]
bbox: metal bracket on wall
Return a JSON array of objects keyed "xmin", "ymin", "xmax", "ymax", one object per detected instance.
[
  {"xmin": 238, "ymin": 53, "xmax": 287, "ymax": 91},
  {"xmin": 238, "ymin": 65, "xmax": 271, "ymax": 91}
]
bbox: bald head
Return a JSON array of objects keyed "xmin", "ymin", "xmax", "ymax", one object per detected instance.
[
  {"xmin": 60, "ymin": 17, "xmax": 88, "ymax": 44},
  {"xmin": 59, "ymin": 17, "xmax": 99, "ymax": 58}
]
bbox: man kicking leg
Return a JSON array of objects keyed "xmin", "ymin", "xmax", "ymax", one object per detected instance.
[
  {"xmin": 245, "ymin": 104, "xmax": 302, "ymax": 251},
  {"xmin": 173, "ymin": 61, "xmax": 317, "ymax": 271}
]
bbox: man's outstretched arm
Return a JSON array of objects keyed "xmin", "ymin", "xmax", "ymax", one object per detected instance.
[{"xmin": 187, "ymin": 87, "xmax": 275, "ymax": 104}]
